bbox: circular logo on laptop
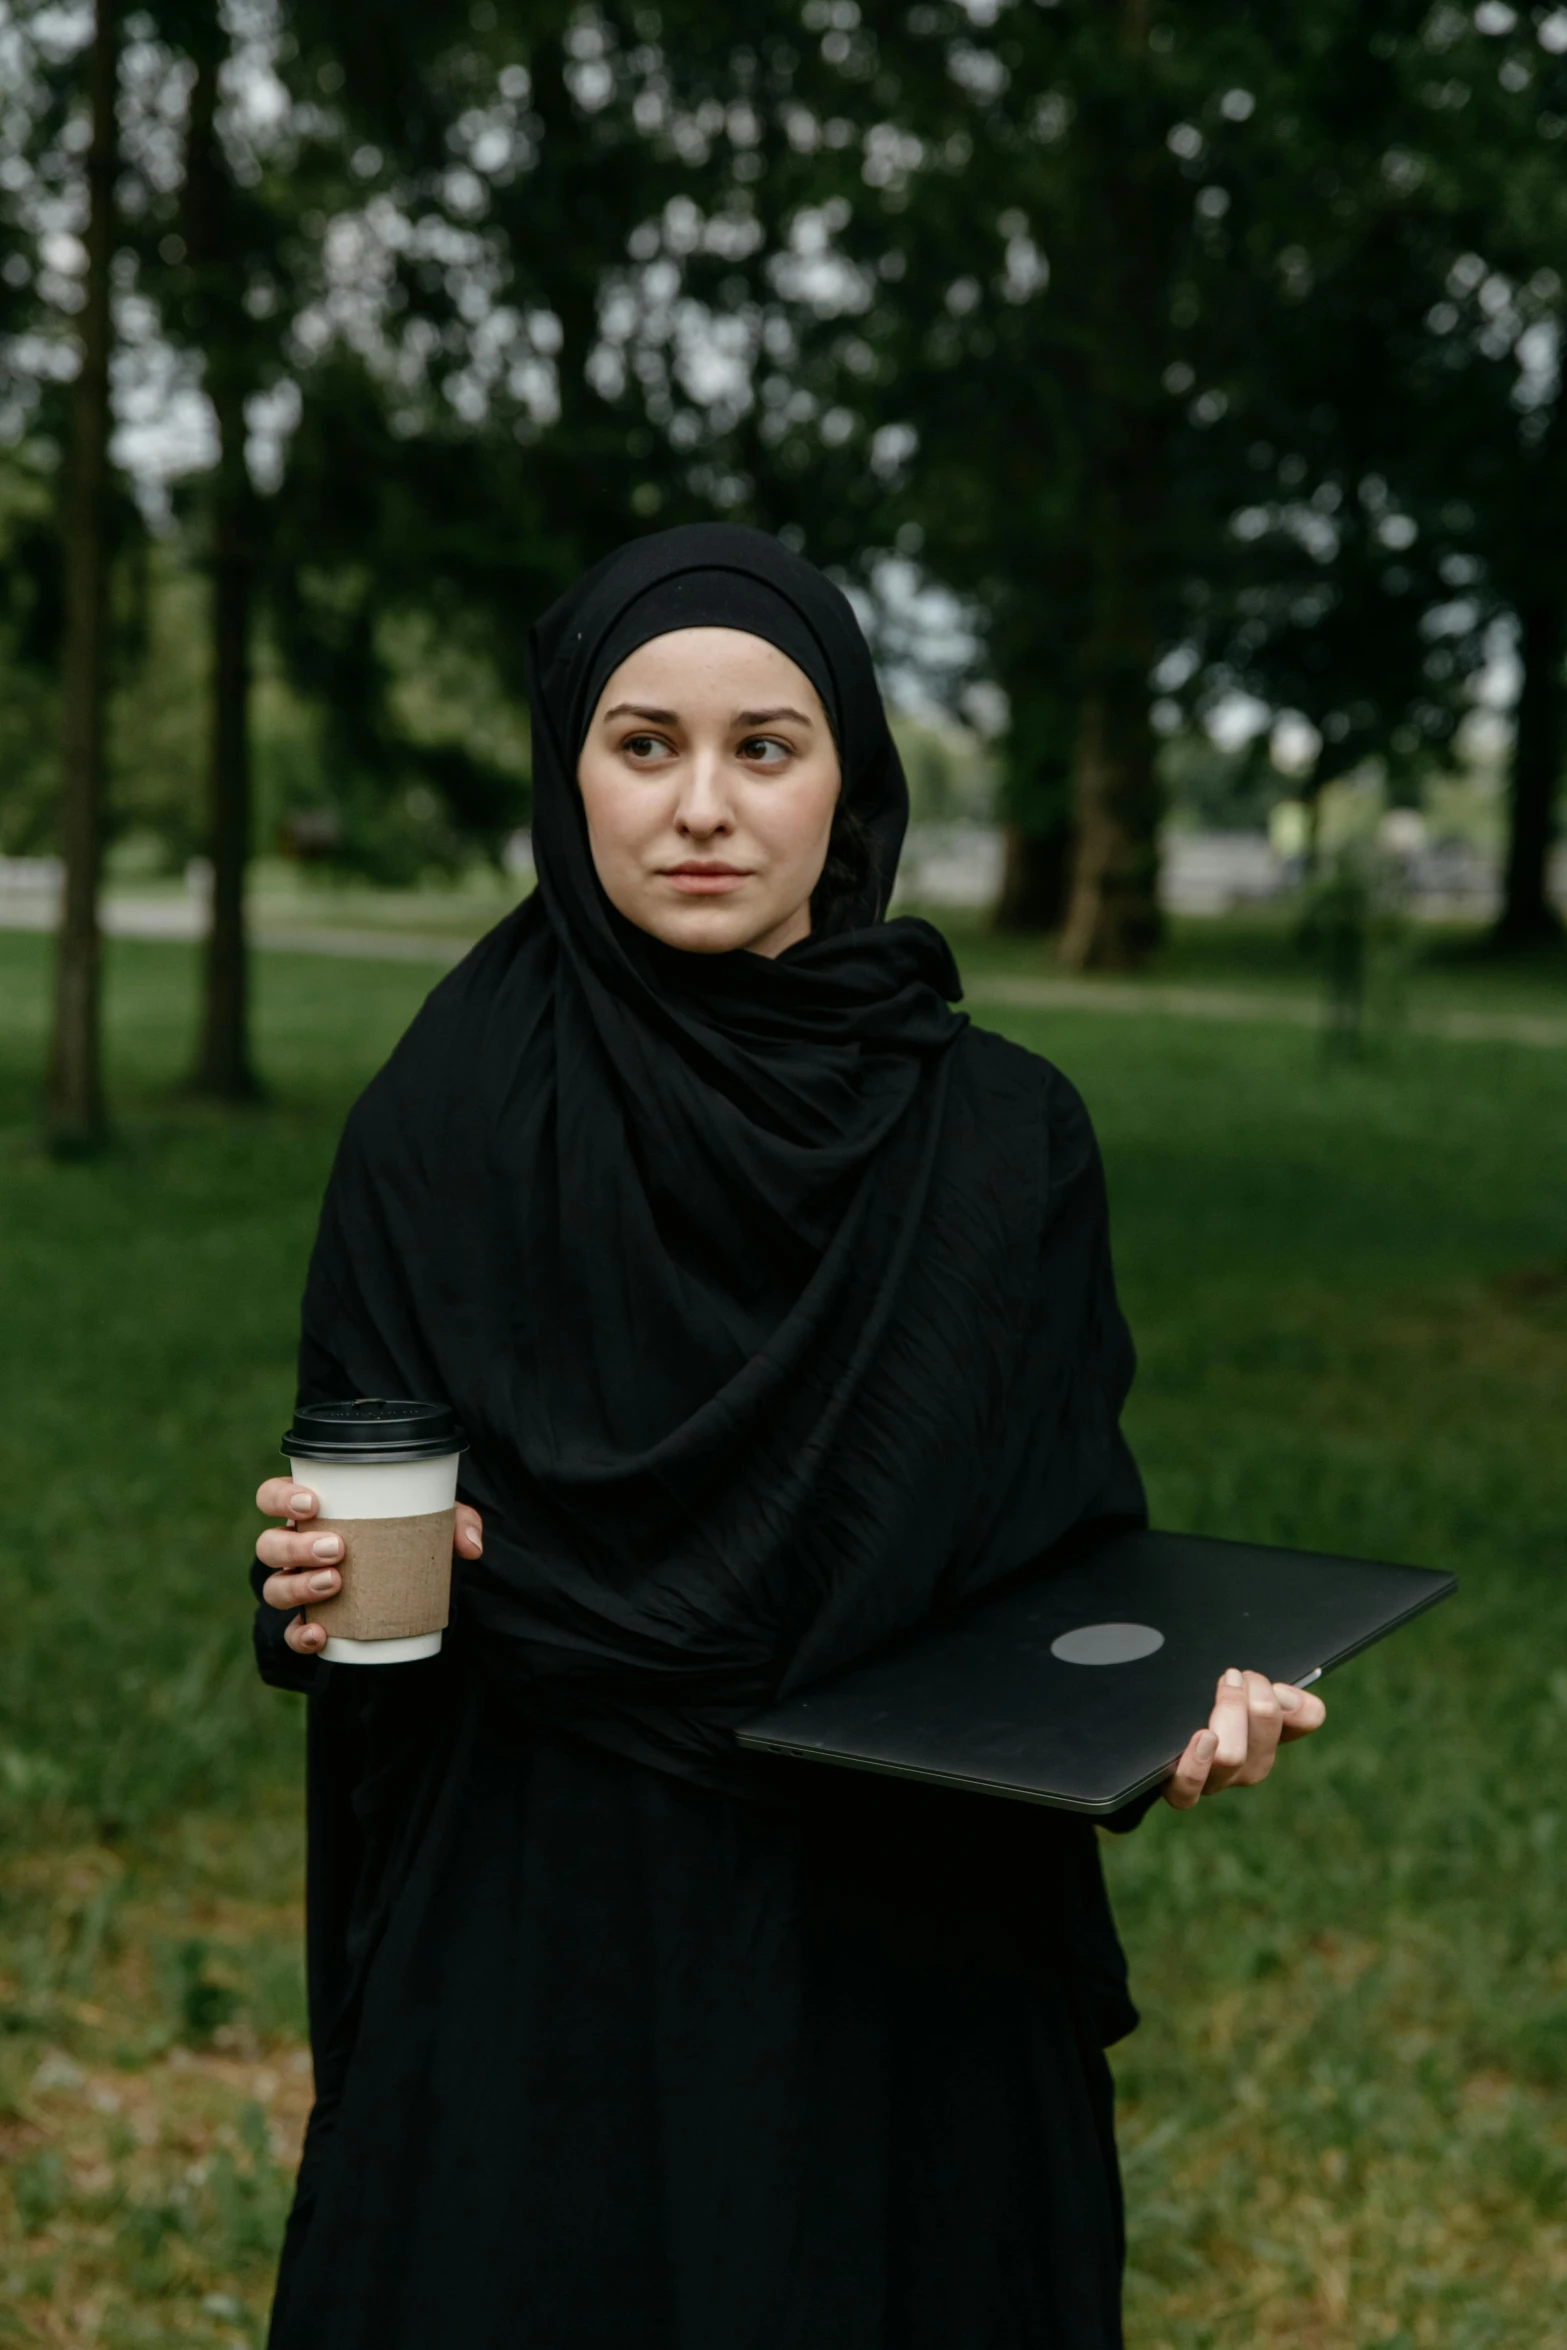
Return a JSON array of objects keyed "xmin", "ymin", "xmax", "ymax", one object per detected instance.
[{"xmin": 1050, "ymin": 1621, "xmax": 1166, "ymax": 1666}]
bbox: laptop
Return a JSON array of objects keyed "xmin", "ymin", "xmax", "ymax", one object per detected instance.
[{"xmin": 737, "ymin": 1529, "xmax": 1456, "ymax": 1816}]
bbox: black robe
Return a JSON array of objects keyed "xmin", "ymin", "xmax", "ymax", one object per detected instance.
[{"xmin": 254, "ymin": 526, "xmax": 1151, "ymax": 2347}]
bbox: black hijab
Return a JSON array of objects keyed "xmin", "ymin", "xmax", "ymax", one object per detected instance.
[{"xmin": 294, "ymin": 524, "xmax": 1142, "ymax": 1783}]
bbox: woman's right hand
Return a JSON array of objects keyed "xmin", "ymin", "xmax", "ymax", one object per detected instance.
[{"xmin": 256, "ymin": 1477, "xmax": 485, "ymax": 1656}]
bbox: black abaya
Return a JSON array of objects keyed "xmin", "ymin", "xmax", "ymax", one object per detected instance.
[
  {"xmin": 263, "ymin": 1670, "xmax": 1133, "ymax": 2350},
  {"xmin": 256, "ymin": 525, "xmax": 1150, "ymax": 2348}
]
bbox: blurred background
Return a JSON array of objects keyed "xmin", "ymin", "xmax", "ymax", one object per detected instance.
[{"xmin": 1, "ymin": 3, "xmax": 1565, "ymax": 2344}]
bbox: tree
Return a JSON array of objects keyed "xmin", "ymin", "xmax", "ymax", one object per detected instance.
[
  {"xmin": 1157, "ymin": 7, "xmax": 1489, "ymax": 838},
  {"xmin": 177, "ymin": 16, "xmax": 264, "ymax": 1097},
  {"xmin": 1053, "ymin": 0, "xmax": 1181, "ymax": 969},
  {"xmin": 47, "ymin": 0, "xmax": 119, "ymax": 1153},
  {"xmin": 1182, "ymin": 3, "xmax": 1567, "ymax": 945},
  {"xmin": 1499, "ymin": 436, "xmax": 1567, "ymax": 945},
  {"xmin": 1417, "ymin": 5, "xmax": 1567, "ymax": 948},
  {"xmin": 682, "ymin": 0, "xmax": 1231, "ymax": 963},
  {"xmin": 248, "ymin": 0, "xmax": 820, "ymax": 875}
]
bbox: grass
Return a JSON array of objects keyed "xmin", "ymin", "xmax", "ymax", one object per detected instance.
[
  {"xmin": 937, "ymin": 902, "xmax": 1567, "ymax": 1034},
  {"xmin": 0, "ymin": 921, "xmax": 1564, "ymax": 2346}
]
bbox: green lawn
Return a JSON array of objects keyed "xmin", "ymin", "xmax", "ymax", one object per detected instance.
[{"xmin": 1, "ymin": 923, "xmax": 1564, "ymax": 2347}]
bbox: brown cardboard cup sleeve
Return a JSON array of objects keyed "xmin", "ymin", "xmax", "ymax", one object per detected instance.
[{"xmin": 302, "ymin": 1511, "xmax": 454, "ymax": 1642}]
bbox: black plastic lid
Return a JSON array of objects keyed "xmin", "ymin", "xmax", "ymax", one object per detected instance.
[{"xmin": 282, "ymin": 1398, "xmax": 466, "ymax": 1461}]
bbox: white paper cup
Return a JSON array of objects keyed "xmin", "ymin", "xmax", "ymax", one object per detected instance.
[{"xmin": 281, "ymin": 1400, "xmax": 467, "ymax": 1666}]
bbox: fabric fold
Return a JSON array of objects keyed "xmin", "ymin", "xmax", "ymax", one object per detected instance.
[{"xmin": 276, "ymin": 521, "xmax": 1143, "ymax": 1785}]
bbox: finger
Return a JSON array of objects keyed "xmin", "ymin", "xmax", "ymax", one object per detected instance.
[
  {"xmin": 257, "ymin": 1477, "xmax": 318, "ymax": 1521},
  {"xmin": 454, "ymin": 1504, "xmax": 484, "ymax": 1558},
  {"xmin": 285, "ymin": 1616, "xmax": 329, "ymax": 1656},
  {"xmin": 1208, "ymin": 1669, "xmax": 1252, "ymax": 1773},
  {"xmin": 1231, "ymin": 1670, "xmax": 1284, "ymax": 1785},
  {"xmin": 1277, "ymin": 1684, "xmax": 1328, "ymax": 1741},
  {"xmin": 256, "ymin": 1526, "xmax": 345, "ymax": 1576},
  {"xmin": 262, "ymin": 1564, "xmax": 343, "ymax": 1612},
  {"xmin": 1164, "ymin": 1727, "xmax": 1218, "ymax": 1810}
]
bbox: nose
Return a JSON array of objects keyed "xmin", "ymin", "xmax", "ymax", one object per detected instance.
[{"xmin": 674, "ymin": 748, "xmax": 735, "ymax": 841}]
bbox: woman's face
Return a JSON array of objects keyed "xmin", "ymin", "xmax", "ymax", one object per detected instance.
[{"xmin": 576, "ymin": 626, "xmax": 841, "ymax": 959}]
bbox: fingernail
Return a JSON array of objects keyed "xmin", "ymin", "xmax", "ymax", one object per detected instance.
[
  {"xmin": 1276, "ymin": 1685, "xmax": 1302, "ymax": 1711},
  {"xmin": 467, "ymin": 1529, "xmax": 483, "ymax": 1554},
  {"xmin": 1198, "ymin": 1730, "xmax": 1218, "ymax": 1756},
  {"xmin": 289, "ymin": 1492, "xmax": 314, "ymax": 1513},
  {"xmin": 1224, "ymin": 1668, "xmax": 1244, "ymax": 1689},
  {"xmin": 310, "ymin": 1570, "xmax": 339, "ymax": 1594},
  {"xmin": 311, "ymin": 1536, "xmax": 342, "ymax": 1561}
]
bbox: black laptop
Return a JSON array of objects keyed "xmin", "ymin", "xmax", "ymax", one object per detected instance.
[{"xmin": 736, "ymin": 1529, "xmax": 1455, "ymax": 1817}]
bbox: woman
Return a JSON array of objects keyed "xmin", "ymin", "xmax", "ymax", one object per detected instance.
[{"xmin": 252, "ymin": 524, "xmax": 1325, "ymax": 2350}]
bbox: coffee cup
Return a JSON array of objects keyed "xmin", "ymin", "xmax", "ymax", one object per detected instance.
[{"xmin": 281, "ymin": 1399, "xmax": 467, "ymax": 1666}]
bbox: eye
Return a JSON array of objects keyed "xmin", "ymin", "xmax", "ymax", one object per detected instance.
[
  {"xmin": 737, "ymin": 734, "xmax": 792, "ymax": 767},
  {"xmin": 621, "ymin": 732, "xmax": 673, "ymax": 763}
]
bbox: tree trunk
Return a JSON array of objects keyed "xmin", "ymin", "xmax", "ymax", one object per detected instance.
[
  {"xmin": 1058, "ymin": 660, "xmax": 1163, "ymax": 968},
  {"xmin": 184, "ymin": 43, "xmax": 260, "ymax": 1097},
  {"xmin": 1057, "ymin": 0, "xmax": 1170, "ymax": 973},
  {"xmin": 192, "ymin": 375, "xmax": 259, "ymax": 1096},
  {"xmin": 995, "ymin": 823, "xmax": 1073, "ymax": 933},
  {"xmin": 1057, "ymin": 392, "xmax": 1166, "ymax": 966},
  {"xmin": 46, "ymin": 0, "xmax": 119, "ymax": 1153},
  {"xmin": 988, "ymin": 658, "xmax": 1078, "ymax": 934},
  {"xmin": 1495, "ymin": 596, "xmax": 1565, "ymax": 948}
]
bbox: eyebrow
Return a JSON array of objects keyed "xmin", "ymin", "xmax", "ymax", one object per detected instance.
[{"xmin": 599, "ymin": 701, "xmax": 816, "ymax": 729}]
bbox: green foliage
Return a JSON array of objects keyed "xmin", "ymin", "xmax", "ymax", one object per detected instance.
[
  {"xmin": 1158, "ymin": 729, "xmax": 1278, "ymax": 832},
  {"xmin": 5, "ymin": 0, "xmax": 1565, "ymax": 932},
  {"xmin": 205, "ymin": 2100, "xmax": 294, "ymax": 2274},
  {"xmin": 1297, "ymin": 840, "xmax": 1416, "ymax": 1056},
  {"xmin": 11, "ymin": 2149, "xmax": 65, "ymax": 2236},
  {"xmin": 888, "ymin": 714, "xmax": 994, "ymax": 824},
  {"xmin": 161, "ymin": 1941, "xmax": 242, "ymax": 2048},
  {"xmin": 0, "ymin": 458, "xmax": 62, "ymax": 855}
]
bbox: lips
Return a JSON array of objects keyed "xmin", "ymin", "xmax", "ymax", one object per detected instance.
[{"xmin": 661, "ymin": 862, "xmax": 752, "ymax": 895}]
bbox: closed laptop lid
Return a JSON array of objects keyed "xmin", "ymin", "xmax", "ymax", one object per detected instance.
[{"xmin": 737, "ymin": 1530, "xmax": 1455, "ymax": 1816}]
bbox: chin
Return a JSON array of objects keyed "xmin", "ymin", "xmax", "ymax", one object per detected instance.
[
  {"xmin": 643, "ymin": 909, "xmax": 758, "ymax": 955},
  {"xmin": 622, "ymin": 889, "xmax": 768, "ymax": 955},
  {"xmin": 617, "ymin": 883, "xmax": 812, "ymax": 959}
]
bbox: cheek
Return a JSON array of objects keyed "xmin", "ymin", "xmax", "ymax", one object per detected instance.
[
  {"xmin": 578, "ymin": 768, "xmax": 649, "ymax": 871},
  {"xmin": 756, "ymin": 772, "xmax": 841, "ymax": 871}
]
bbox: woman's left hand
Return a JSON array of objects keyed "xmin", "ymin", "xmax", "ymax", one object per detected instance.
[{"xmin": 1163, "ymin": 1668, "xmax": 1327, "ymax": 1810}]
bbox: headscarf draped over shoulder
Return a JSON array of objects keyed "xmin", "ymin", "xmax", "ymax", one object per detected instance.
[{"xmin": 277, "ymin": 524, "xmax": 1143, "ymax": 1782}]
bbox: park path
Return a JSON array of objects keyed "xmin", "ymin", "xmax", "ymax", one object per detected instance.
[
  {"xmin": 0, "ymin": 889, "xmax": 471, "ymax": 964},
  {"xmin": 2, "ymin": 891, "xmax": 1563, "ymax": 1050}
]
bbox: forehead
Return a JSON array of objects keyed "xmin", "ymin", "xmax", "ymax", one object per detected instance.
[{"xmin": 594, "ymin": 627, "xmax": 824, "ymax": 717}]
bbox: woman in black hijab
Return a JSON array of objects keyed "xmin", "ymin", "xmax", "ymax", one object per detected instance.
[{"xmin": 252, "ymin": 524, "xmax": 1323, "ymax": 2349}]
